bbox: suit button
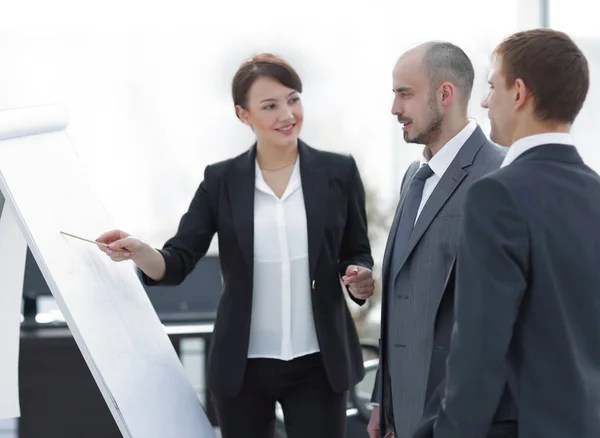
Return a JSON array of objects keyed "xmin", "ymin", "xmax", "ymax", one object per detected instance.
[
  {"xmin": 397, "ymin": 294, "xmax": 409, "ymax": 299},
  {"xmin": 436, "ymin": 345, "xmax": 445, "ymax": 350},
  {"xmin": 394, "ymin": 344, "xmax": 406, "ymax": 348}
]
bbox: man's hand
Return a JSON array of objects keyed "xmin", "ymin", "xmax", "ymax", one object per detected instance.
[{"xmin": 343, "ymin": 265, "xmax": 375, "ymax": 299}]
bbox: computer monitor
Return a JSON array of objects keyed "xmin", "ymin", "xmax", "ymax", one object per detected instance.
[
  {"xmin": 22, "ymin": 247, "xmax": 222, "ymax": 325},
  {"xmin": 138, "ymin": 255, "xmax": 222, "ymax": 323}
]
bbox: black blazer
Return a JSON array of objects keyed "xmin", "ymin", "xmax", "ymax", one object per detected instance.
[
  {"xmin": 144, "ymin": 140, "xmax": 373, "ymax": 396},
  {"xmin": 433, "ymin": 144, "xmax": 600, "ymax": 438}
]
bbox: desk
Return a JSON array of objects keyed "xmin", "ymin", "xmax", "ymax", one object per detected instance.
[{"xmin": 18, "ymin": 322, "xmax": 215, "ymax": 438}]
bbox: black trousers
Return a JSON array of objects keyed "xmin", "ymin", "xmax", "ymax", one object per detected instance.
[{"xmin": 211, "ymin": 352, "xmax": 347, "ymax": 438}]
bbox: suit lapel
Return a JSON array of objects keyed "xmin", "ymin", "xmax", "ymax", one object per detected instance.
[
  {"xmin": 382, "ymin": 162, "xmax": 419, "ymax": 292},
  {"xmin": 394, "ymin": 165, "xmax": 467, "ymax": 272},
  {"xmin": 227, "ymin": 146, "xmax": 256, "ymax": 283},
  {"xmin": 392, "ymin": 126, "xmax": 489, "ymax": 279},
  {"xmin": 299, "ymin": 140, "xmax": 329, "ymax": 277}
]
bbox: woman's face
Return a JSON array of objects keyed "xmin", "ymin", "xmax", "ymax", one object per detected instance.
[{"xmin": 236, "ymin": 76, "xmax": 303, "ymax": 149}]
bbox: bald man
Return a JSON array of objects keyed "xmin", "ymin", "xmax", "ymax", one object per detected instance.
[{"xmin": 369, "ymin": 42, "xmax": 516, "ymax": 438}]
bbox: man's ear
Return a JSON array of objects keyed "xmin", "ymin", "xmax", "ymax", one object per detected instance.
[
  {"xmin": 513, "ymin": 78, "xmax": 530, "ymax": 112},
  {"xmin": 439, "ymin": 81, "xmax": 456, "ymax": 108}
]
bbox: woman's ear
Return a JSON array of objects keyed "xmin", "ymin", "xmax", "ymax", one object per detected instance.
[{"xmin": 235, "ymin": 105, "xmax": 251, "ymax": 126}]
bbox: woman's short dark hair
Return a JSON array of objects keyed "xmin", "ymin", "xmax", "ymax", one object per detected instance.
[
  {"xmin": 494, "ymin": 29, "xmax": 589, "ymax": 124},
  {"xmin": 232, "ymin": 53, "xmax": 303, "ymax": 115}
]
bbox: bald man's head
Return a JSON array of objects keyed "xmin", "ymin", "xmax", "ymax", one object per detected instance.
[
  {"xmin": 391, "ymin": 41, "xmax": 474, "ymax": 147},
  {"xmin": 396, "ymin": 41, "xmax": 475, "ymax": 109}
]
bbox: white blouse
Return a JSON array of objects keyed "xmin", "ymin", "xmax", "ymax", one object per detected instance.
[{"xmin": 247, "ymin": 159, "xmax": 320, "ymax": 360}]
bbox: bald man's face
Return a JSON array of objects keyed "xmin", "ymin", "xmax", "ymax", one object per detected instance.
[{"xmin": 391, "ymin": 52, "xmax": 443, "ymax": 147}]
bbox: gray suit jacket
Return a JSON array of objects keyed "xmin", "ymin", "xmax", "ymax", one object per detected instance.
[
  {"xmin": 372, "ymin": 126, "xmax": 511, "ymax": 438},
  {"xmin": 433, "ymin": 144, "xmax": 600, "ymax": 438},
  {"xmin": 412, "ymin": 257, "xmax": 517, "ymax": 438}
]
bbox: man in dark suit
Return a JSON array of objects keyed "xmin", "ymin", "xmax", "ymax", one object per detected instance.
[
  {"xmin": 368, "ymin": 41, "xmax": 516, "ymax": 438},
  {"xmin": 433, "ymin": 29, "xmax": 600, "ymax": 438}
]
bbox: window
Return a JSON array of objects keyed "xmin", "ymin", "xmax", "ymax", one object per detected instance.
[
  {"xmin": 549, "ymin": 0, "xmax": 600, "ymax": 172},
  {"xmin": 1, "ymin": 1, "xmax": 528, "ymax": 255}
]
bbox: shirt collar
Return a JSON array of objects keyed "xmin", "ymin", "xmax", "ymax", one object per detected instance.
[
  {"xmin": 420, "ymin": 119, "xmax": 478, "ymax": 178},
  {"xmin": 255, "ymin": 158, "xmax": 302, "ymax": 200},
  {"xmin": 501, "ymin": 132, "xmax": 574, "ymax": 167}
]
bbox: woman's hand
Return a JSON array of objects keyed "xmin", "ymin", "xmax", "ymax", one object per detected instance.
[
  {"xmin": 342, "ymin": 265, "xmax": 375, "ymax": 299},
  {"xmin": 96, "ymin": 229, "xmax": 148, "ymax": 263}
]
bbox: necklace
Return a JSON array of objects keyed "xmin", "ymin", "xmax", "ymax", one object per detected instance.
[{"xmin": 259, "ymin": 161, "xmax": 296, "ymax": 172}]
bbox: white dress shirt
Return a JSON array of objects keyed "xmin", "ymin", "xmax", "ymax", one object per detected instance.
[
  {"xmin": 501, "ymin": 132, "xmax": 574, "ymax": 167},
  {"xmin": 415, "ymin": 119, "xmax": 478, "ymax": 221},
  {"xmin": 247, "ymin": 159, "xmax": 320, "ymax": 360}
]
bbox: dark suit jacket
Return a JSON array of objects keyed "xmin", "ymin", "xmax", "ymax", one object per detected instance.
[
  {"xmin": 433, "ymin": 144, "xmax": 600, "ymax": 438},
  {"xmin": 143, "ymin": 140, "xmax": 373, "ymax": 396}
]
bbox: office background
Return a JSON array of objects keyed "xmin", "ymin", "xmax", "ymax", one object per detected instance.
[
  {"xmin": 1, "ymin": 0, "xmax": 596, "ymax": 256},
  {"xmin": 0, "ymin": 0, "xmax": 597, "ymax": 435}
]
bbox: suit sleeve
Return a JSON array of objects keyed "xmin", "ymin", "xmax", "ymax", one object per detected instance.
[
  {"xmin": 143, "ymin": 166, "xmax": 218, "ymax": 286},
  {"xmin": 433, "ymin": 176, "xmax": 528, "ymax": 438},
  {"xmin": 339, "ymin": 155, "xmax": 374, "ymax": 305}
]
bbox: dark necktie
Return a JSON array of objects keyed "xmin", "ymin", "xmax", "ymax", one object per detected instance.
[{"xmin": 389, "ymin": 164, "xmax": 434, "ymax": 276}]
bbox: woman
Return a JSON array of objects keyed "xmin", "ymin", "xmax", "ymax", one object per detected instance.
[{"xmin": 96, "ymin": 53, "xmax": 374, "ymax": 438}]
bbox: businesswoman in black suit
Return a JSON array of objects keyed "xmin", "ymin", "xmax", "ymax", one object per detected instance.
[{"xmin": 96, "ymin": 53, "xmax": 374, "ymax": 438}]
